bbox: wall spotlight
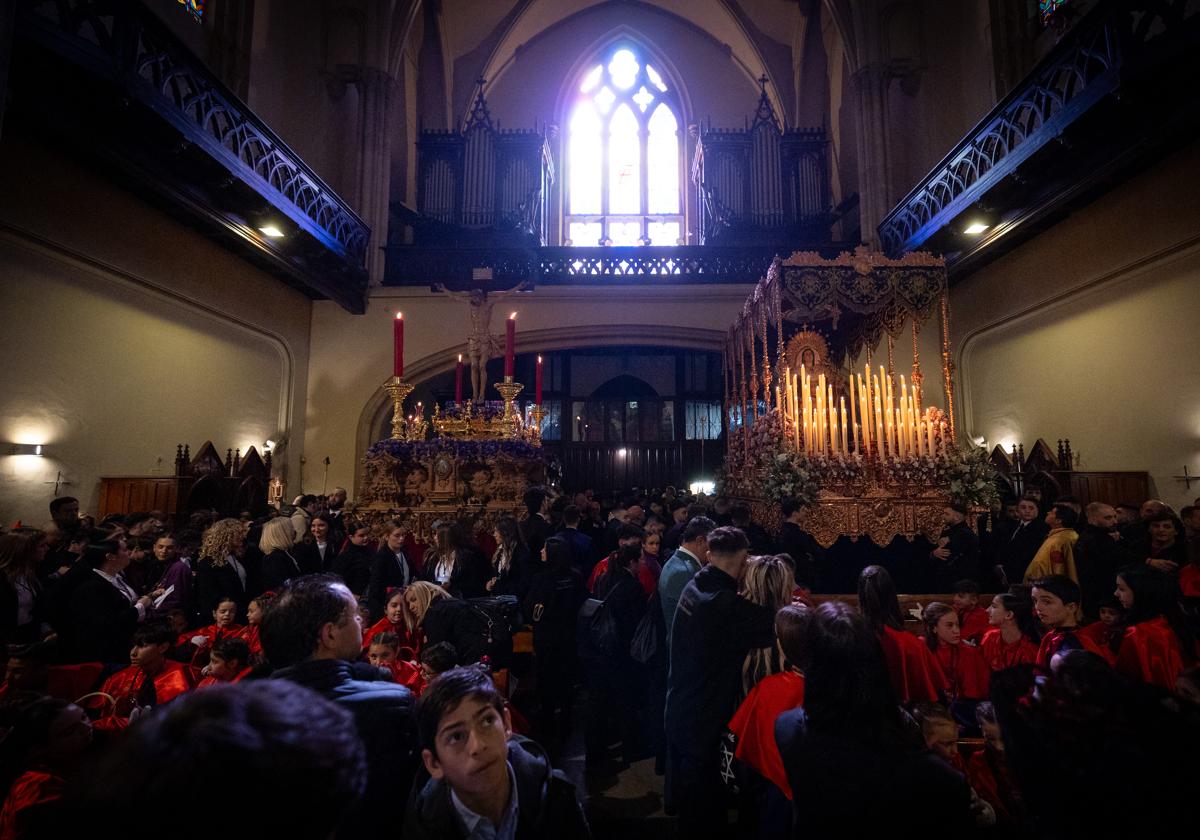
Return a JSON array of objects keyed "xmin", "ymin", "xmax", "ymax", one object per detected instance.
[
  {"xmin": 963, "ymin": 221, "xmax": 989, "ymax": 235},
  {"xmin": 5, "ymin": 443, "xmax": 45, "ymax": 456},
  {"xmin": 259, "ymin": 224, "xmax": 285, "ymax": 238}
]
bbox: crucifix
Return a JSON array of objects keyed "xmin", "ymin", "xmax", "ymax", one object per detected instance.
[
  {"xmin": 44, "ymin": 470, "xmax": 71, "ymax": 495},
  {"xmin": 1173, "ymin": 465, "xmax": 1198, "ymax": 490}
]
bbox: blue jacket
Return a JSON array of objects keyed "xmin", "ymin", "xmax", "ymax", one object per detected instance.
[{"xmin": 657, "ymin": 547, "xmax": 701, "ymax": 629}]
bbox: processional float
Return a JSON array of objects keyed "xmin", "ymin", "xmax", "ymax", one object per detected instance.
[{"xmin": 720, "ymin": 247, "xmax": 996, "ymax": 547}]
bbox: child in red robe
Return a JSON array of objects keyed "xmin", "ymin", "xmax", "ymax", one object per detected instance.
[
  {"xmin": 966, "ymin": 701, "xmax": 1023, "ymax": 827},
  {"xmin": 1031, "ymin": 575, "xmax": 1113, "ymax": 669},
  {"xmin": 1113, "ymin": 565, "xmax": 1196, "ymax": 689},
  {"xmin": 727, "ymin": 604, "xmax": 809, "ymax": 801},
  {"xmin": 96, "ymin": 623, "xmax": 194, "ymax": 729},
  {"xmin": 195, "ymin": 637, "xmax": 252, "ymax": 688},
  {"xmin": 178, "ymin": 598, "xmax": 244, "ymax": 667},
  {"xmin": 0, "ymin": 695, "xmax": 93, "ymax": 840},
  {"xmin": 365, "ymin": 631, "xmax": 424, "ymax": 692},
  {"xmin": 1075, "ymin": 596, "xmax": 1123, "ymax": 658},
  {"xmin": 362, "ymin": 588, "xmax": 417, "ymax": 656},
  {"xmin": 857, "ymin": 565, "xmax": 949, "ymax": 703},
  {"xmin": 924, "ymin": 602, "xmax": 990, "ymax": 701},
  {"xmin": 980, "ymin": 593, "xmax": 1040, "ymax": 671},
  {"xmin": 953, "ymin": 580, "xmax": 991, "ymax": 645},
  {"xmin": 237, "ymin": 593, "xmax": 273, "ymax": 665}
]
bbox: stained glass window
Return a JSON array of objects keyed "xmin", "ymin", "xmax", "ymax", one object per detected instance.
[
  {"xmin": 564, "ymin": 46, "xmax": 683, "ymax": 247},
  {"xmin": 177, "ymin": 0, "xmax": 204, "ymax": 22},
  {"xmin": 1039, "ymin": 0, "xmax": 1068, "ymax": 25}
]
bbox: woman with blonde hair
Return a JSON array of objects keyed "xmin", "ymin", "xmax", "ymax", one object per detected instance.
[
  {"xmin": 259, "ymin": 518, "xmax": 300, "ymax": 592},
  {"xmin": 196, "ymin": 518, "xmax": 251, "ymax": 619},
  {"xmin": 739, "ymin": 554, "xmax": 796, "ymax": 696}
]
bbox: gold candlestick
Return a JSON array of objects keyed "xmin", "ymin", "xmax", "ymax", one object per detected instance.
[
  {"xmin": 384, "ymin": 376, "xmax": 416, "ymax": 440},
  {"xmin": 494, "ymin": 376, "xmax": 525, "ymax": 438},
  {"xmin": 528, "ymin": 405, "xmax": 545, "ymax": 445}
]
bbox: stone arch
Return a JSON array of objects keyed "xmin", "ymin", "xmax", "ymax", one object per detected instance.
[{"xmin": 352, "ymin": 324, "xmax": 724, "ymax": 496}]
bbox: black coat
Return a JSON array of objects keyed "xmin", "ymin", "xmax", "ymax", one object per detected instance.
[
  {"xmin": 665, "ymin": 565, "xmax": 775, "ymax": 756},
  {"xmin": 367, "ymin": 547, "xmax": 413, "ymax": 622},
  {"xmin": 778, "ymin": 521, "xmax": 822, "ymax": 589},
  {"xmin": 332, "ymin": 544, "xmax": 373, "ymax": 597},
  {"xmin": 420, "ymin": 548, "xmax": 491, "ymax": 600},
  {"xmin": 63, "ymin": 575, "xmax": 141, "ymax": 663},
  {"xmin": 295, "ymin": 540, "xmax": 336, "ymax": 575},
  {"xmin": 775, "ymin": 708, "xmax": 974, "ymax": 838},
  {"xmin": 995, "ymin": 518, "xmax": 1050, "ymax": 586},
  {"xmin": 195, "ymin": 557, "xmax": 249, "ymax": 620},
  {"xmin": 1076, "ymin": 524, "xmax": 1137, "ymax": 616},
  {"xmin": 594, "ymin": 568, "xmax": 646, "ymax": 659},
  {"xmin": 932, "ymin": 520, "xmax": 980, "ymax": 588},
  {"xmin": 489, "ymin": 545, "xmax": 533, "ymax": 600},
  {"xmin": 271, "ymin": 659, "xmax": 417, "ymax": 839},
  {"xmin": 402, "ymin": 735, "xmax": 590, "ymax": 839},
  {"xmin": 523, "ymin": 565, "xmax": 587, "ymax": 651},
  {"xmin": 521, "ymin": 514, "xmax": 551, "ymax": 560},
  {"xmin": 261, "ymin": 549, "xmax": 303, "ymax": 593}
]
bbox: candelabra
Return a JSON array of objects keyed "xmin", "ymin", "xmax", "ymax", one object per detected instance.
[
  {"xmin": 527, "ymin": 405, "xmax": 545, "ymax": 445},
  {"xmin": 493, "ymin": 376, "xmax": 525, "ymax": 439},
  {"xmin": 384, "ymin": 376, "xmax": 417, "ymax": 441}
]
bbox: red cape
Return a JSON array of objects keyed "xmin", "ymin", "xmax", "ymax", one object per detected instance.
[
  {"xmin": 238, "ymin": 624, "xmax": 263, "ymax": 657},
  {"xmin": 1180, "ymin": 564, "xmax": 1200, "ymax": 597},
  {"xmin": 96, "ymin": 661, "xmax": 194, "ymax": 729},
  {"xmin": 878, "ymin": 625, "xmax": 947, "ymax": 703},
  {"xmin": 1036, "ymin": 625, "xmax": 1115, "ymax": 669},
  {"xmin": 389, "ymin": 659, "xmax": 425, "ymax": 693},
  {"xmin": 933, "ymin": 642, "xmax": 991, "ymax": 700},
  {"xmin": 0, "ymin": 769, "xmax": 62, "ymax": 840},
  {"xmin": 966, "ymin": 748, "xmax": 1019, "ymax": 825},
  {"xmin": 1115, "ymin": 616, "xmax": 1189, "ymax": 690},
  {"xmin": 957, "ymin": 606, "xmax": 991, "ymax": 645},
  {"xmin": 979, "ymin": 628, "xmax": 1040, "ymax": 672},
  {"xmin": 727, "ymin": 671, "xmax": 806, "ymax": 799},
  {"xmin": 362, "ymin": 617, "xmax": 416, "ymax": 653}
]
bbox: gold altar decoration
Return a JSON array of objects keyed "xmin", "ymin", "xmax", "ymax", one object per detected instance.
[
  {"xmin": 384, "ymin": 376, "xmax": 417, "ymax": 440},
  {"xmin": 723, "ymin": 247, "xmax": 965, "ymax": 546}
]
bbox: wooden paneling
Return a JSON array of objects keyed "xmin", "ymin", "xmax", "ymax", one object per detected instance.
[
  {"xmin": 1068, "ymin": 472, "xmax": 1151, "ymax": 507},
  {"xmin": 98, "ymin": 478, "xmax": 183, "ymax": 519}
]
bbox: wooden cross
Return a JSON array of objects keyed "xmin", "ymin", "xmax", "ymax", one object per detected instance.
[
  {"xmin": 1173, "ymin": 465, "xmax": 1197, "ymax": 490},
  {"xmin": 44, "ymin": 470, "xmax": 71, "ymax": 495}
]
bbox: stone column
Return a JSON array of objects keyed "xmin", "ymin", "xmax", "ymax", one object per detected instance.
[{"xmin": 851, "ymin": 62, "xmax": 892, "ymax": 248}]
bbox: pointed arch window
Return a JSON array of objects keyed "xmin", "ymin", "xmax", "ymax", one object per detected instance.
[{"xmin": 565, "ymin": 47, "xmax": 683, "ymax": 246}]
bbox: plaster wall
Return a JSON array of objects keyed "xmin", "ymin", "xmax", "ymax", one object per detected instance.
[
  {"xmin": 952, "ymin": 141, "xmax": 1200, "ymax": 510},
  {"xmin": 0, "ymin": 138, "xmax": 312, "ymax": 525}
]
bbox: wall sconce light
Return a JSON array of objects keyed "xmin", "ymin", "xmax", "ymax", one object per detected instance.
[
  {"xmin": 963, "ymin": 221, "xmax": 989, "ymax": 235},
  {"xmin": 263, "ymin": 439, "xmax": 276, "ymax": 452},
  {"xmin": 258, "ymin": 224, "xmax": 285, "ymax": 238},
  {"xmin": 4, "ymin": 443, "xmax": 45, "ymax": 456}
]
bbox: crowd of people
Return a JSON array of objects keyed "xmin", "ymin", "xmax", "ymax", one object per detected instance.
[{"xmin": 0, "ymin": 483, "xmax": 1196, "ymax": 838}]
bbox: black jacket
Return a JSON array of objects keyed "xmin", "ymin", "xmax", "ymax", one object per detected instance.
[
  {"xmin": 272, "ymin": 658, "xmax": 418, "ymax": 838},
  {"xmin": 367, "ymin": 547, "xmax": 413, "ymax": 621},
  {"xmin": 1076, "ymin": 524, "xmax": 1137, "ymax": 616},
  {"xmin": 63, "ymin": 574, "xmax": 140, "ymax": 663},
  {"xmin": 778, "ymin": 522, "xmax": 822, "ymax": 589},
  {"xmin": 932, "ymin": 520, "xmax": 980, "ymax": 587},
  {"xmin": 332, "ymin": 544, "xmax": 373, "ymax": 597},
  {"xmin": 490, "ymin": 545, "xmax": 534, "ymax": 601},
  {"xmin": 995, "ymin": 518, "xmax": 1049, "ymax": 586},
  {"xmin": 775, "ymin": 708, "xmax": 973, "ymax": 838},
  {"xmin": 523, "ymin": 565, "xmax": 587, "ymax": 651},
  {"xmin": 665, "ymin": 565, "xmax": 774, "ymax": 755},
  {"xmin": 295, "ymin": 540, "xmax": 336, "ymax": 575},
  {"xmin": 421, "ymin": 548, "xmax": 492, "ymax": 600},
  {"xmin": 521, "ymin": 514, "xmax": 551, "ymax": 559},
  {"xmin": 402, "ymin": 735, "xmax": 590, "ymax": 840},
  {"xmin": 593, "ymin": 568, "xmax": 646, "ymax": 659},
  {"xmin": 195, "ymin": 557, "xmax": 249, "ymax": 620},
  {"xmin": 261, "ymin": 549, "xmax": 303, "ymax": 593}
]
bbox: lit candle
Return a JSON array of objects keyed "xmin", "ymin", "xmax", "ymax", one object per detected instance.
[
  {"xmin": 393, "ymin": 312, "xmax": 404, "ymax": 378},
  {"xmin": 877, "ymin": 416, "xmax": 885, "ymax": 458},
  {"xmin": 505, "ymin": 312, "xmax": 516, "ymax": 378},
  {"xmin": 916, "ymin": 420, "xmax": 925, "ymax": 457},
  {"xmin": 860, "ymin": 381, "xmax": 871, "ymax": 453},
  {"xmin": 535, "ymin": 355, "xmax": 543, "ymax": 406},
  {"xmin": 829, "ymin": 385, "xmax": 837, "ymax": 453},
  {"xmin": 455, "ymin": 354, "xmax": 464, "ymax": 403},
  {"xmin": 899, "ymin": 376, "xmax": 908, "ymax": 456},
  {"xmin": 840, "ymin": 398, "xmax": 848, "ymax": 452},
  {"xmin": 849, "ymin": 380, "xmax": 858, "ymax": 452},
  {"xmin": 928, "ymin": 415, "xmax": 937, "ymax": 455}
]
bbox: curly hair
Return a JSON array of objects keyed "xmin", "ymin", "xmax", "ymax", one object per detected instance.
[{"xmin": 199, "ymin": 519, "xmax": 247, "ymax": 567}]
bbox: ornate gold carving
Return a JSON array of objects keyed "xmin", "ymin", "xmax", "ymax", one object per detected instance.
[
  {"xmin": 383, "ymin": 377, "xmax": 418, "ymax": 440},
  {"xmin": 783, "ymin": 330, "xmax": 841, "ymax": 388}
]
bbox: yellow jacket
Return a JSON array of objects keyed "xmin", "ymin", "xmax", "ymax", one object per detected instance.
[{"xmin": 1023, "ymin": 527, "xmax": 1080, "ymax": 583}]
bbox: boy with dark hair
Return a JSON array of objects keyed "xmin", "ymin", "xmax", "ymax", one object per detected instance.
[
  {"xmin": 952, "ymin": 579, "xmax": 990, "ymax": 644},
  {"xmin": 419, "ymin": 641, "xmax": 459, "ymax": 684},
  {"xmin": 367, "ymin": 630, "xmax": 423, "ymax": 691},
  {"xmin": 404, "ymin": 667, "xmax": 589, "ymax": 839},
  {"xmin": 98, "ymin": 622, "xmax": 194, "ymax": 727},
  {"xmin": 196, "ymin": 637, "xmax": 251, "ymax": 687},
  {"xmin": 1030, "ymin": 575, "xmax": 1112, "ymax": 668}
]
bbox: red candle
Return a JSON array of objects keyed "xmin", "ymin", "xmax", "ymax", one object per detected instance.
[
  {"xmin": 393, "ymin": 312, "xmax": 404, "ymax": 378},
  {"xmin": 455, "ymin": 354, "xmax": 464, "ymax": 403},
  {"xmin": 505, "ymin": 313, "xmax": 516, "ymax": 378},
  {"xmin": 535, "ymin": 355, "xmax": 543, "ymax": 406}
]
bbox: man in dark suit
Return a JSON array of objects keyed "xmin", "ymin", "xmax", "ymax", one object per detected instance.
[
  {"xmin": 519, "ymin": 488, "xmax": 551, "ymax": 559},
  {"xmin": 556, "ymin": 504, "xmax": 595, "ymax": 579},
  {"xmin": 930, "ymin": 502, "xmax": 980, "ymax": 590},
  {"xmin": 64, "ymin": 538, "xmax": 155, "ymax": 663},
  {"xmin": 777, "ymin": 497, "xmax": 823, "ymax": 590},
  {"xmin": 994, "ymin": 495, "xmax": 1050, "ymax": 587}
]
